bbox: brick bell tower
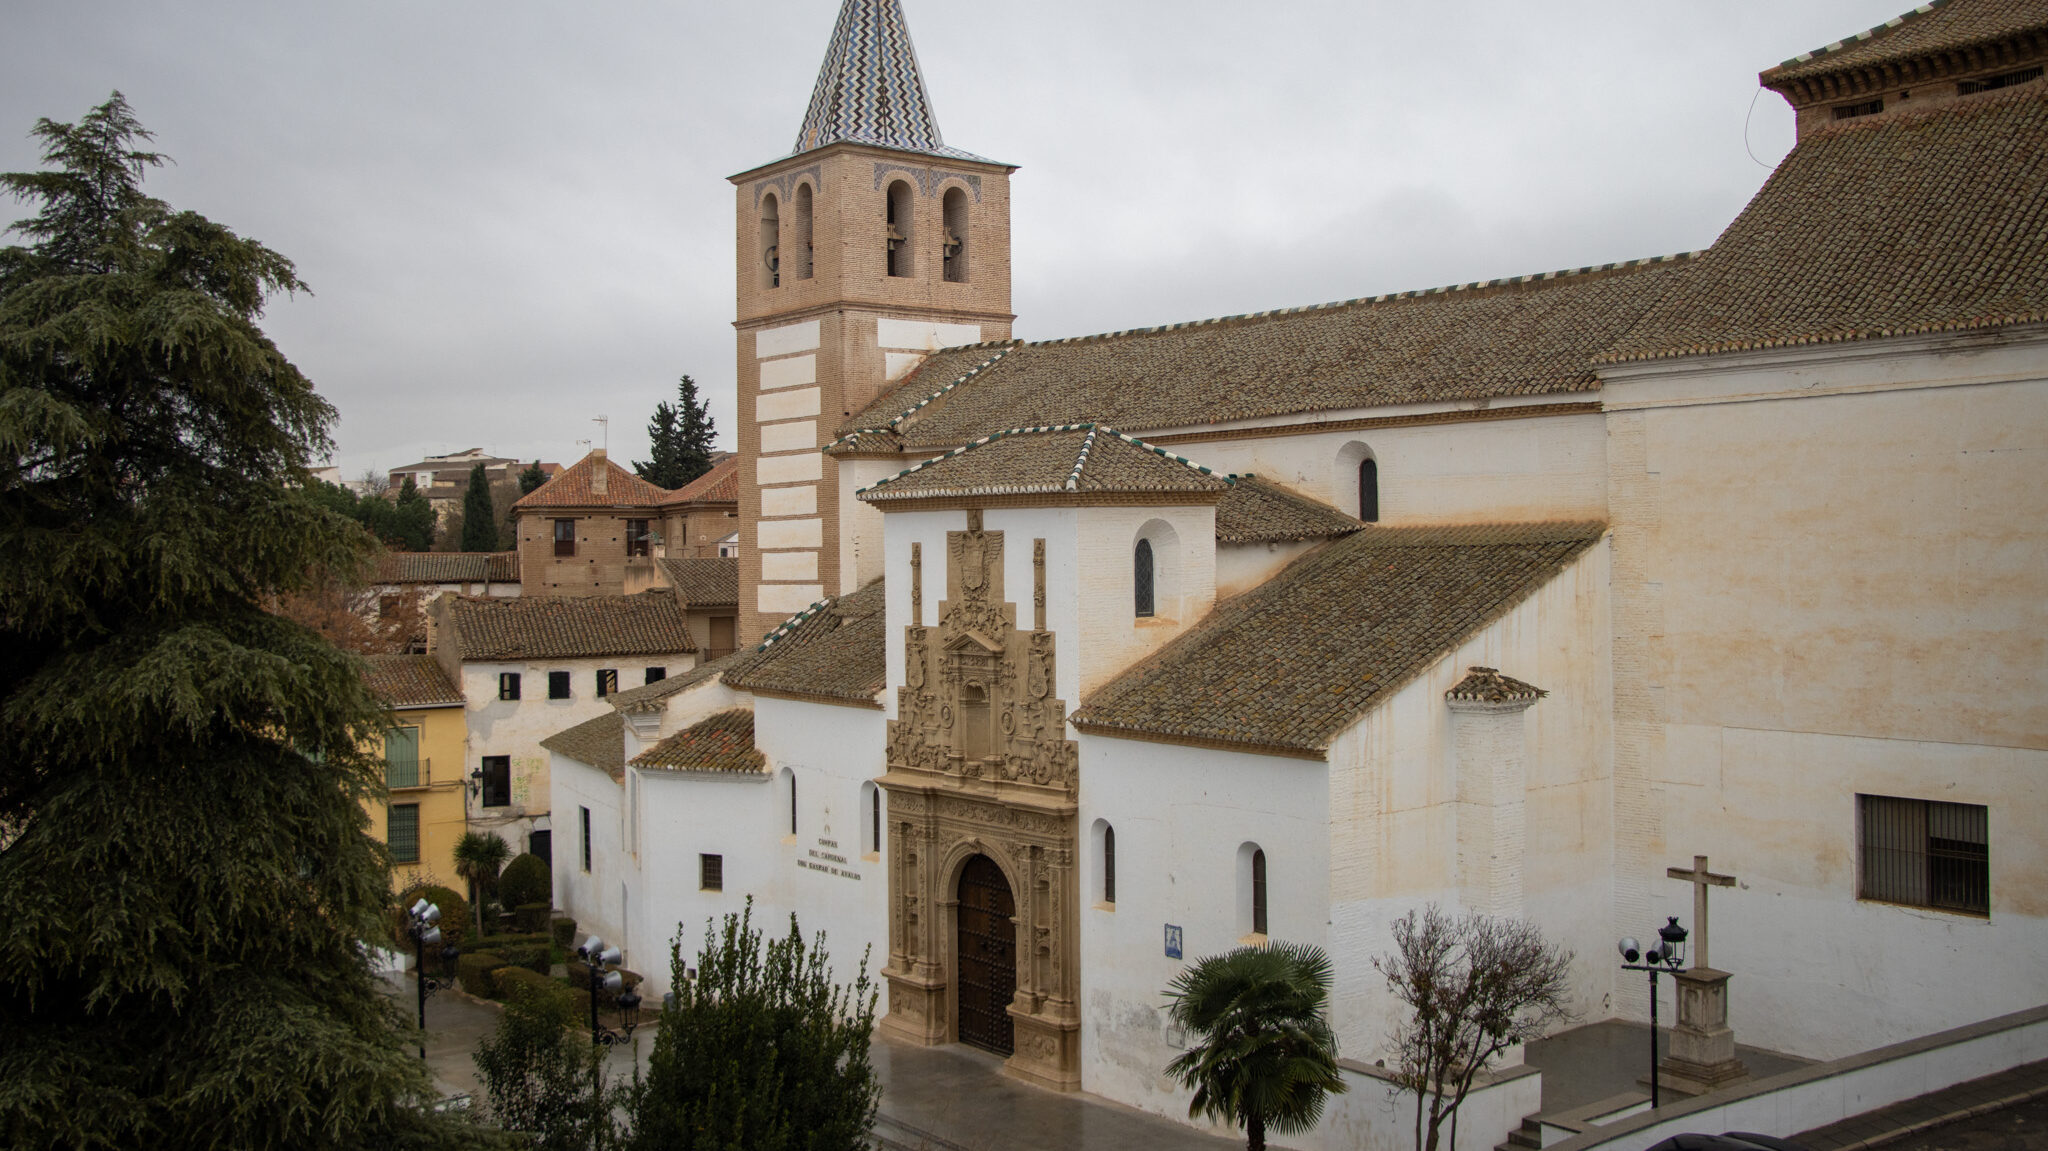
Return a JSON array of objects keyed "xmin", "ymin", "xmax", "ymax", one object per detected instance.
[{"xmin": 730, "ymin": 0, "xmax": 1016, "ymax": 645}]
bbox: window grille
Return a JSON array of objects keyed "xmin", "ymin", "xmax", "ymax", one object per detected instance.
[
  {"xmin": 384, "ymin": 727, "xmax": 421, "ymax": 789},
  {"xmin": 701, "ymin": 853, "xmax": 724, "ymax": 892},
  {"xmin": 499, "ymin": 672, "xmax": 521, "ymax": 701},
  {"xmin": 553, "ymin": 518, "xmax": 576, "ymax": 557},
  {"xmin": 1103, "ymin": 825, "xmax": 1116, "ymax": 905},
  {"xmin": 548, "ymin": 671, "xmax": 571, "ymax": 700},
  {"xmin": 872, "ymin": 787, "xmax": 882, "ymax": 854},
  {"xmin": 1859, "ymin": 794, "xmax": 1988, "ymax": 915},
  {"xmin": 1959, "ymin": 66, "xmax": 2042, "ymax": 95},
  {"xmin": 1251, "ymin": 848, "xmax": 1268, "ymax": 935},
  {"xmin": 789, "ymin": 772, "xmax": 798, "ymax": 835},
  {"xmin": 1834, "ymin": 98, "xmax": 1884, "ymax": 120},
  {"xmin": 580, "ymin": 806, "xmax": 592, "ymax": 873},
  {"xmin": 388, "ymin": 804, "xmax": 420, "ymax": 863},
  {"xmin": 1134, "ymin": 540, "xmax": 1155, "ymax": 617},
  {"xmin": 480, "ymin": 756, "xmax": 511, "ymax": 808}
]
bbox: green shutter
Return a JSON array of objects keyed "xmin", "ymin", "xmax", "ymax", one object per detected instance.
[
  {"xmin": 384, "ymin": 727, "xmax": 420, "ymax": 789},
  {"xmin": 388, "ymin": 804, "xmax": 420, "ymax": 863}
]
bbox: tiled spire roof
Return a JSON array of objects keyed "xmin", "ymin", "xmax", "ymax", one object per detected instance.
[{"xmin": 792, "ymin": 0, "xmax": 993, "ymax": 163}]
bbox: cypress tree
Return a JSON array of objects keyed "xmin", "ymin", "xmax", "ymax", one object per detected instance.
[
  {"xmin": 460, "ymin": 461, "xmax": 497, "ymax": 552},
  {"xmin": 518, "ymin": 460, "xmax": 547, "ymax": 495},
  {"xmin": 634, "ymin": 375, "xmax": 716, "ymax": 490},
  {"xmin": 392, "ymin": 475, "xmax": 436, "ymax": 551},
  {"xmin": 0, "ymin": 95, "xmax": 489, "ymax": 1149}
]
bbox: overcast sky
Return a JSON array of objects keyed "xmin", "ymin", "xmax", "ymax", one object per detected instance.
[{"xmin": 4, "ymin": 0, "xmax": 1911, "ymax": 479}]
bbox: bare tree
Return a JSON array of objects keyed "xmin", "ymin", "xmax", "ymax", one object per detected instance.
[
  {"xmin": 1375, "ymin": 906, "xmax": 1575, "ymax": 1151},
  {"xmin": 356, "ymin": 467, "xmax": 391, "ymax": 496}
]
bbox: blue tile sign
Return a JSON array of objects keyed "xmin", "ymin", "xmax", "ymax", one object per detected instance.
[{"xmin": 1164, "ymin": 924, "xmax": 1183, "ymax": 960}]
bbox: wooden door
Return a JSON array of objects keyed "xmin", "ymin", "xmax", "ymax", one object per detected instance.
[{"xmin": 955, "ymin": 854, "xmax": 1016, "ymax": 1055}]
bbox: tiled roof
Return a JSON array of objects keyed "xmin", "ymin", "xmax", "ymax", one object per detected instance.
[
  {"xmin": 1215, "ymin": 477, "xmax": 1363, "ymax": 544},
  {"xmin": 373, "ymin": 551, "xmax": 519, "ymax": 584},
  {"xmin": 630, "ymin": 709, "xmax": 767, "ymax": 774},
  {"xmin": 445, "ymin": 592, "xmax": 698, "ymax": 660},
  {"xmin": 363, "ymin": 654, "xmax": 464, "ymax": 709},
  {"xmin": 512, "ymin": 452, "xmax": 676, "ymax": 510},
  {"xmin": 833, "ymin": 344, "xmax": 1019, "ymax": 440},
  {"xmin": 1603, "ymin": 85, "xmax": 2048, "ymax": 363},
  {"xmin": 541, "ymin": 711, "xmax": 625, "ymax": 782},
  {"xmin": 659, "ymin": 557, "xmax": 739, "ymax": 607},
  {"xmin": 1446, "ymin": 667, "xmax": 1547, "ymax": 704},
  {"xmin": 1762, "ymin": 0, "xmax": 2047, "ymax": 86},
  {"xmin": 791, "ymin": 0, "xmax": 995, "ymax": 164},
  {"xmin": 664, "ymin": 455, "xmax": 739, "ymax": 505},
  {"xmin": 822, "ymin": 428, "xmax": 904, "ymax": 457},
  {"xmin": 608, "ymin": 649, "xmax": 751, "ymax": 714},
  {"xmin": 837, "ymin": 258, "xmax": 1694, "ymax": 449},
  {"xmin": 859, "ymin": 425, "xmax": 1232, "ymax": 504},
  {"xmin": 723, "ymin": 579, "xmax": 888, "ymax": 707},
  {"xmin": 1071, "ymin": 522, "xmax": 1605, "ymax": 757}
]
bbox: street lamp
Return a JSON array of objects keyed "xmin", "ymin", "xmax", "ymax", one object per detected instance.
[
  {"xmin": 406, "ymin": 898, "xmax": 459, "ymax": 1060},
  {"xmin": 574, "ymin": 935, "xmax": 644, "ymax": 1048},
  {"xmin": 1618, "ymin": 915, "xmax": 1690, "ymax": 1108}
]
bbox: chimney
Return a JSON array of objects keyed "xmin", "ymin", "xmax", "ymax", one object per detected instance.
[{"xmin": 591, "ymin": 448, "xmax": 608, "ymax": 497}]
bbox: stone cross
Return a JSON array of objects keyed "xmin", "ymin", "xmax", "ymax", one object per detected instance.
[{"xmin": 1667, "ymin": 855, "xmax": 1737, "ymax": 970}]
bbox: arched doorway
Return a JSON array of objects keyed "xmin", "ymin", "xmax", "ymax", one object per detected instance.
[{"xmin": 955, "ymin": 854, "xmax": 1016, "ymax": 1055}]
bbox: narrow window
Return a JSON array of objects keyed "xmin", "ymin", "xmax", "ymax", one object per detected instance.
[
  {"xmin": 1360, "ymin": 458, "xmax": 1379, "ymax": 523},
  {"xmin": 789, "ymin": 772, "xmax": 798, "ymax": 835},
  {"xmin": 1103, "ymin": 824, "xmax": 1117, "ymax": 905},
  {"xmin": 553, "ymin": 518, "xmax": 576, "ymax": 557},
  {"xmin": 885, "ymin": 180, "xmax": 913, "ymax": 278},
  {"xmin": 388, "ymin": 803, "xmax": 420, "ymax": 864},
  {"xmin": 626, "ymin": 518, "xmax": 651, "ymax": 558},
  {"xmin": 793, "ymin": 183, "xmax": 814, "ymax": 280},
  {"xmin": 595, "ymin": 669, "xmax": 618, "ymax": 698},
  {"xmin": 1252, "ymin": 848, "xmax": 1268, "ymax": 935},
  {"xmin": 480, "ymin": 756, "xmax": 511, "ymax": 808},
  {"xmin": 942, "ymin": 186, "xmax": 969, "ymax": 283},
  {"xmin": 1134, "ymin": 539, "xmax": 1155, "ymax": 617},
  {"xmin": 1834, "ymin": 98, "xmax": 1884, "ymax": 120},
  {"xmin": 580, "ymin": 805, "xmax": 592, "ymax": 872},
  {"xmin": 760, "ymin": 192, "xmax": 780, "ymax": 289},
  {"xmin": 701, "ymin": 853, "xmax": 724, "ymax": 892},
  {"xmin": 384, "ymin": 726, "xmax": 420, "ymax": 789},
  {"xmin": 548, "ymin": 671, "xmax": 571, "ymax": 700},
  {"xmin": 644, "ymin": 666, "xmax": 667, "ymax": 685},
  {"xmin": 1860, "ymin": 795, "xmax": 1988, "ymax": 915},
  {"xmin": 498, "ymin": 672, "xmax": 521, "ymax": 701},
  {"xmin": 871, "ymin": 785, "xmax": 882, "ymax": 854}
]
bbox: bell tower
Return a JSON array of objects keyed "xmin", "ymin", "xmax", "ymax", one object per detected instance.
[{"xmin": 731, "ymin": 0, "xmax": 1016, "ymax": 643}]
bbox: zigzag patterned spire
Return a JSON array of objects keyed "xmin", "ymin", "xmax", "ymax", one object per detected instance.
[{"xmin": 792, "ymin": 0, "xmax": 991, "ymax": 162}]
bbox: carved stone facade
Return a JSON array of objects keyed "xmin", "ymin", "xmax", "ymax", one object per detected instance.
[{"xmin": 878, "ymin": 512, "xmax": 1082, "ymax": 1091}]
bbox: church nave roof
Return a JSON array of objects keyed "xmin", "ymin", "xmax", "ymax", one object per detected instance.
[
  {"xmin": 1070, "ymin": 522, "xmax": 1606, "ymax": 757},
  {"xmin": 1214, "ymin": 476, "xmax": 1366, "ymax": 544}
]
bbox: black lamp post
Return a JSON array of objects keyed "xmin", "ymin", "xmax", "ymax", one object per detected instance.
[
  {"xmin": 406, "ymin": 898, "xmax": 458, "ymax": 1060},
  {"xmin": 1618, "ymin": 915, "xmax": 1690, "ymax": 1107},
  {"xmin": 574, "ymin": 935, "xmax": 643, "ymax": 1048}
]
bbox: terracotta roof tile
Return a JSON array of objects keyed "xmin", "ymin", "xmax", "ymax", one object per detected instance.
[
  {"xmin": 658, "ymin": 557, "xmax": 739, "ymax": 607},
  {"xmin": 1604, "ymin": 85, "xmax": 2048, "ymax": 363},
  {"xmin": 374, "ymin": 551, "xmax": 519, "ymax": 584},
  {"xmin": 1763, "ymin": 0, "xmax": 2048, "ymax": 86},
  {"xmin": 1215, "ymin": 476, "xmax": 1364, "ymax": 544},
  {"xmin": 1071, "ymin": 522, "xmax": 1605, "ymax": 756},
  {"xmin": 834, "ymin": 343, "xmax": 1021, "ymax": 439},
  {"xmin": 858, "ymin": 425, "xmax": 1231, "ymax": 504},
  {"xmin": 446, "ymin": 592, "xmax": 698, "ymax": 660},
  {"xmin": 630, "ymin": 709, "xmax": 766, "ymax": 774},
  {"xmin": 608, "ymin": 649, "xmax": 751, "ymax": 714},
  {"xmin": 541, "ymin": 711, "xmax": 625, "ymax": 782},
  {"xmin": 512, "ymin": 452, "xmax": 676, "ymax": 510},
  {"xmin": 363, "ymin": 654, "xmax": 464, "ymax": 709},
  {"xmin": 664, "ymin": 455, "xmax": 740, "ymax": 505},
  {"xmin": 723, "ymin": 579, "xmax": 887, "ymax": 706}
]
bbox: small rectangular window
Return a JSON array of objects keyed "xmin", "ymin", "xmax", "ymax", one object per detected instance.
[
  {"xmin": 553, "ymin": 518, "xmax": 576, "ymax": 558},
  {"xmin": 388, "ymin": 804, "xmax": 420, "ymax": 863},
  {"xmin": 645, "ymin": 666, "xmax": 667, "ymax": 685},
  {"xmin": 480, "ymin": 756, "xmax": 511, "ymax": 808},
  {"xmin": 596, "ymin": 668, "xmax": 618, "ymax": 698},
  {"xmin": 548, "ymin": 671, "xmax": 571, "ymax": 700},
  {"xmin": 1860, "ymin": 795, "xmax": 1988, "ymax": 915},
  {"xmin": 1834, "ymin": 98, "xmax": 1884, "ymax": 120},
  {"xmin": 499, "ymin": 672, "xmax": 521, "ymax": 701},
  {"xmin": 580, "ymin": 806, "xmax": 592, "ymax": 873},
  {"xmin": 701, "ymin": 853, "xmax": 724, "ymax": 892},
  {"xmin": 1959, "ymin": 66, "xmax": 2042, "ymax": 95},
  {"xmin": 626, "ymin": 519, "xmax": 652, "ymax": 558}
]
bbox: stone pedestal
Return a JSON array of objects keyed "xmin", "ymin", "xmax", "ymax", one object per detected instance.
[{"xmin": 1658, "ymin": 968, "xmax": 1750, "ymax": 1094}]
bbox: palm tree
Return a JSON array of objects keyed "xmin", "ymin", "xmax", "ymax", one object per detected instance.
[
  {"xmin": 453, "ymin": 831, "xmax": 511, "ymax": 935},
  {"xmin": 1165, "ymin": 941, "xmax": 1348, "ymax": 1151}
]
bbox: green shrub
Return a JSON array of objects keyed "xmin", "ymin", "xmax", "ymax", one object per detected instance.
[
  {"xmin": 551, "ymin": 916, "xmax": 577, "ymax": 949},
  {"xmin": 458, "ymin": 951, "xmax": 507, "ymax": 998},
  {"xmin": 470, "ymin": 931, "xmax": 548, "ymax": 951},
  {"xmin": 498, "ymin": 852, "xmax": 553, "ymax": 910},
  {"xmin": 394, "ymin": 883, "xmax": 470, "ymax": 951},
  {"xmin": 493, "ymin": 965, "xmax": 569, "ymax": 1006},
  {"xmin": 514, "ymin": 902, "xmax": 551, "ymax": 934},
  {"xmin": 565, "ymin": 960, "xmax": 644, "ymax": 1009}
]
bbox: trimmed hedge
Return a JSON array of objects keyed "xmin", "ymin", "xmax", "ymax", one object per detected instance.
[
  {"xmin": 497, "ymin": 852, "xmax": 552, "ymax": 909},
  {"xmin": 394, "ymin": 884, "xmax": 470, "ymax": 950},
  {"xmin": 513, "ymin": 903, "xmax": 550, "ymax": 934},
  {"xmin": 492, "ymin": 965, "xmax": 570, "ymax": 1007},
  {"xmin": 457, "ymin": 951, "xmax": 507, "ymax": 998},
  {"xmin": 466, "ymin": 931, "xmax": 549, "ymax": 974},
  {"xmin": 550, "ymin": 916, "xmax": 577, "ymax": 950}
]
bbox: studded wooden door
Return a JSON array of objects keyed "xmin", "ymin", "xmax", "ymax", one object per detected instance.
[{"xmin": 955, "ymin": 854, "xmax": 1016, "ymax": 1055}]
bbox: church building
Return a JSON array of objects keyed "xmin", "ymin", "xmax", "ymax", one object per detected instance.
[{"xmin": 548, "ymin": 0, "xmax": 2048, "ymax": 1141}]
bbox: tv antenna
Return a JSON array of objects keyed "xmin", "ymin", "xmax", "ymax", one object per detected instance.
[{"xmin": 592, "ymin": 415, "xmax": 609, "ymax": 453}]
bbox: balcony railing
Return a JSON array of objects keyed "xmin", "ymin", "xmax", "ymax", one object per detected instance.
[{"xmin": 386, "ymin": 756, "xmax": 430, "ymax": 790}]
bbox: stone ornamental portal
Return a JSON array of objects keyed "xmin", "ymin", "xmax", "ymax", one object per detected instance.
[{"xmin": 877, "ymin": 512, "xmax": 1081, "ymax": 1090}]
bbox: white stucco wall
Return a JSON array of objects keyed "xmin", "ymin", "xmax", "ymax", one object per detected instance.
[{"xmin": 552, "ymin": 752, "xmax": 626, "ymax": 955}]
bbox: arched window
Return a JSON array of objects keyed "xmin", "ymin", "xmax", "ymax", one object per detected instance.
[
  {"xmin": 1359, "ymin": 458, "xmax": 1379, "ymax": 523},
  {"xmin": 1103, "ymin": 824, "xmax": 1116, "ymax": 904},
  {"xmin": 1134, "ymin": 539, "xmax": 1155, "ymax": 617},
  {"xmin": 779, "ymin": 767, "xmax": 797, "ymax": 836},
  {"xmin": 886, "ymin": 180, "xmax": 913, "ymax": 278},
  {"xmin": 862, "ymin": 781, "xmax": 882, "ymax": 854},
  {"xmin": 760, "ymin": 193, "xmax": 780, "ymax": 290},
  {"xmin": 1337, "ymin": 441, "xmax": 1379, "ymax": 523},
  {"xmin": 1238, "ymin": 842, "xmax": 1268, "ymax": 938},
  {"xmin": 942, "ymin": 186, "xmax": 969, "ymax": 283},
  {"xmin": 1252, "ymin": 848, "xmax": 1268, "ymax": 935},
  {"xmin": 793, "ymin": 183, "xmax": 814, "ymax": 280}
]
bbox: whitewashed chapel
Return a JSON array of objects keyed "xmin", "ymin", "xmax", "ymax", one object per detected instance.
[{"xmin": 547, "ymin": 0, "xmax": 2048, "ymax": 1136}]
